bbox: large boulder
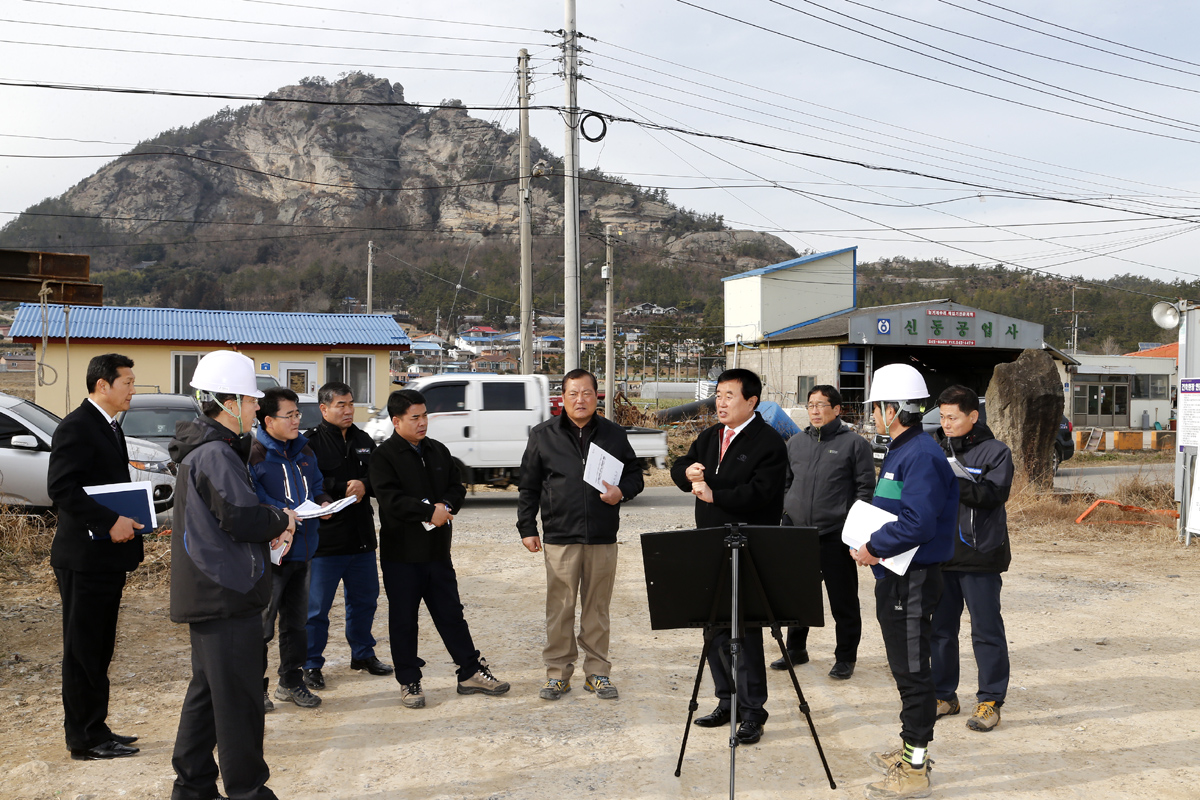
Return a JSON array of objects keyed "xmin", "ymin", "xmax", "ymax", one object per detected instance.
[{"xmin": 985, "ymin": 349, "xmax": 1064, "ymax": 488}]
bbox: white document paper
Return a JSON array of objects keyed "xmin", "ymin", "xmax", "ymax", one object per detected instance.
[
  {"xmin": 269, "ymin": 540, "xmax": 287, "ymax": 565},
  {"xmin": 583, "ymin": 442, "xmax": 623, "ymax": 494},
  {"xmin": 946, "ymin": 457, "xmax": 977, "ymax": 482},
  {"xmin": 841, "ymin": 500, "xmax": 920, "ymax": 576},
  {"xmin": 292, "ymin": 495, "xmax": 357, "ymax": 520}
]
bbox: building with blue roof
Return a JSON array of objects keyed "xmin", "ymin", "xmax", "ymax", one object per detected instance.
[{"xmin": 11, "ymin": 303, "xmax": 410, "ymax": 418}]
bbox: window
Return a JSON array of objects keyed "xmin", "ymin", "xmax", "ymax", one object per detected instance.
[
  {"xmin": 797, "ymin": 375, "xmax": 816, "ymax": 401},
  {"xmin": 325, "ymin": 355, "xmax": 372, "ymax": 405},
  {"xmin": 1135, "ymin": 374, "xmax": 1169, "ymax": 400},
  {"xmin": 173, "ymin": 353, "xmax": 201, "ymax": 395},
  {"xmin": 483, "ymin": 382, "xmax": 526, "ymax": 411},
  {"xmin": 423, "ymin": 383, "xmax": 466, "ymax": 414},
  {"xmin": 0, "ymin": 415, "xmax": 30, "ymax": 448}
]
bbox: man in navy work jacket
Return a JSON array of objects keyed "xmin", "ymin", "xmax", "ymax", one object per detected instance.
[
  {"xmin": 250, "ymin": 386, "xmax": 331, "ymax": 711},
  {"xmin": 932, "ymin": 385, "xmax": 1013, "ymax": 734},
  {"xmin": 852, "ymin": 363, "xmax": 958, "ymax": 800},
  {"xmin": 47, "ymin": 353, "xmax": 144, "ymax": 761},
  {"xmin": 671, "ymin": 368, "xmax": 788, "ymax": 747}
]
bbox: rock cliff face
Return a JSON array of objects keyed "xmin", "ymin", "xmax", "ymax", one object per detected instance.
[{"xmin": 56, "ymin": 74, "xmax": 794, "ymax": 264}]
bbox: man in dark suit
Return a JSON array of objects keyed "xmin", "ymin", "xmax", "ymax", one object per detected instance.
[
  {"xmin": 671, "ymin": 368, "xmax": 788, "ymax": 746},
  {"xmin": 47, "ymin": 353, "xmax": 145, "ymax": 760}
]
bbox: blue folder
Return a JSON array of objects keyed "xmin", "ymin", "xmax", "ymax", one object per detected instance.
[{"xmin": 84, "ymin": 481, "xmax": 156, "ymax": 539}]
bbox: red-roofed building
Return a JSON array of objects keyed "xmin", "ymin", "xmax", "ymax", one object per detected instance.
[{"xmin": 1125, "ymin": 342, "xmax": 1178, "ymax": 361}]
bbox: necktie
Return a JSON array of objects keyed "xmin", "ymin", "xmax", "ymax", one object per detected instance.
[
  {"xmin": 719, "ymin": 427, "xmax": 734, "ymax": 462},
  {"xmin": 111, "ymin": 419, "xmax": 120, "ymax": 437}
]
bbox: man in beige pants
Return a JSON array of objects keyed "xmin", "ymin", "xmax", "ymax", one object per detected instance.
[{"xmin": 517, "ymin": 369, "xmax": 644, "ymax": 701}]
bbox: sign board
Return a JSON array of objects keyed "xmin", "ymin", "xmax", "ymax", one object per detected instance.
[
  {"xmin": 1178, "ymin": 378, "xmax": 1200, "ymax": 449},
  {"xmin": 853, "ymin": 303, "xmax": 1043, "ymax": 350},
  {"xmin": 260, "ymin": 362, "xmax": 271, "ymax": 371}
]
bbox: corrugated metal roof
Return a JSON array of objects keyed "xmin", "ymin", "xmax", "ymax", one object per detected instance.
[
  {"xmin": 766, "ymin": 300, "xmax": 950, "ymax": 342},
  {"xmin": 11, "ymin": 303, "xmax": 410, "ymax": 347}
]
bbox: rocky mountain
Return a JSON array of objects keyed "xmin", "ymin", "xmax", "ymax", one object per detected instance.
[{"xmin": 4, "ymin": 74, "xmax": 794, "ymax": 288}]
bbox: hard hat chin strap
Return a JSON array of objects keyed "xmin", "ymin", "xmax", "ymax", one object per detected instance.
[{"xmin": 223, "ymin": 395, "xmax": 248, "ymax": 434}]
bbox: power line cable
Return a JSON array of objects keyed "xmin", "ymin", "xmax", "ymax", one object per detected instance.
[
  {"xmin": 677, "ymin": 0, "xmax": 1200, "ymax": 145},
  {"xmin": 229, "ymin": 0, "xmax": 547, "ymax": 33}
]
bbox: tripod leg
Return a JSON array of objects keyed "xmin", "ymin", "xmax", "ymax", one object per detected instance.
[
  {"xmin": 744, "ymin": 547, "xmax": 838, "ymax": 790},
  {"xmin": 675, "ymin": 628, "xmax": 717, "ymax": 777}
]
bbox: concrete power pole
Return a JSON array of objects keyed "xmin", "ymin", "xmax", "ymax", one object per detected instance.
[
  {"xmin": 518, "ymin": 49, "xmax": 534, "ymax": 374},
  {"xmin": 603, "ymin": 224, "xmax": 615, "ymax": 418},
  {"xmin": 366, "ymin": 240, "xmax": 374, "ymax": 314},
  {"xmin": 562, "ymin": 0, "xmax": 581, "ymax": 372}
]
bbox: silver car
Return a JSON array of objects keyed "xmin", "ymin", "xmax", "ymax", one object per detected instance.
[{"xmin": 0, "ymin": 392, "xmax": 176, "ymax": 514}]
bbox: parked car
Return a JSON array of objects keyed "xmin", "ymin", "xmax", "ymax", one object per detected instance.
[
  {"xmin": 872, "ymin": 397, "xmax": 1074, "ymax": 474},
  {"xmin": 0, "ymin": 392, "xmax": 176, "ymax": 514},
  {"xmin": 364, "ymin": 407, "xmax": 393, "ymax": 443},
  {"xmin": 116, "ymin": 393, "xmax": 203, "ymax": 449}
]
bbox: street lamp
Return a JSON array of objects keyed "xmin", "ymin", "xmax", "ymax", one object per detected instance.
[{"xmin": 1152, "ymin": 299, "xmax": 1195, "ymax": 545}]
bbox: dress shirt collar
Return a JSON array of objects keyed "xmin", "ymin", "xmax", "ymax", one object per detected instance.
[{"xmin": 87, "ymin": 398, "xmax": 117, "ymax": 426}]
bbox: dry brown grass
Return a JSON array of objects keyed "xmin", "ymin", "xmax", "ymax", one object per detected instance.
[{"xmin": 0, "ymin": 509, "xmax": 54, "ymax": 582}]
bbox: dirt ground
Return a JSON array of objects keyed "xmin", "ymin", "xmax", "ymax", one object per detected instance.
[{"xmin": 1, "ymin": 489, "xmax": 1198, "ymax": 800}]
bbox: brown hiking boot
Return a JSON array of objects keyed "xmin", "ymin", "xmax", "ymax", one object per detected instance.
[
  {"xmin": 967, "ymin": 701, "xmax": 1000, "ymax": 731},
  {"xmin": 865, "ymin": 759, "xmax": 932, "ymax": 799},
  {"xmin": 400, "ymin": 680, "xmax": 425, "ymax": 708},
  {"xmin": 868, "ymin": 745, "xmax": 934, "ymax": 776},
  {"xmin": 935, "ymin": 698, "xmax": 959, "ymax": 719},
  {"xmin": 457, "ymin": 660, "xmax": 510, "ymax": 696}
]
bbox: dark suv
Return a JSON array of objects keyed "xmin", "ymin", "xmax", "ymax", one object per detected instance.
[{"xmin": 871, "ymin": 398, "xmax": 1075, "ymax": 473}]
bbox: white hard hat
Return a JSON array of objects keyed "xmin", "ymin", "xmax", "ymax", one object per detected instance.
[
  {"xmin": 190, "ymin": 350, "xmax": 264, "ymax": 398},
  {"xmin": 867, "ymin": 363, "xmax": 928, "ymax": 410}
]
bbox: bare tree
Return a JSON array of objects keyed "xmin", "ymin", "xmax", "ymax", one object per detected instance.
[{"xmin": 1099, "ymin": 335, "xmax": 1122, "ymax": 355}]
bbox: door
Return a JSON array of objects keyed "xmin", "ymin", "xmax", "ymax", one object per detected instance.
[
  {"xmin": 476, "ymin": 380, "xmax": 540, "ymax": 464},
  {"xmin": 421, "ymin": 381, "xmax": 471, "ymax": 459},
  {"xmin": 279, "ymin": 361, "xmax": 318, "ymax": 396}
]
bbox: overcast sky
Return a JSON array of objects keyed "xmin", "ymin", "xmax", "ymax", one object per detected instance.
[{"xmin": 4, "ymin": 0, "xmax": 1200, "ymax": 287}]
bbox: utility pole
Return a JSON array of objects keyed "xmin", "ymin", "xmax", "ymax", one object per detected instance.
[
  {"xmin": 366, "ymin": 240, "xmax": 374, "ymax": 314},
  {"xmin": 518, "ymin": 49, "xmax": 534, "ymax": 374},
  {"xmin": 562, "ymin": 0, "xmax": 581, "ymax": 372},
  {"xmin": 603, "ymin": 224, "xmax": 615, "ymax": 418},
  {"xmin": 1053, "ymin": 285, "xmax": 1089, "ymax": 354}
]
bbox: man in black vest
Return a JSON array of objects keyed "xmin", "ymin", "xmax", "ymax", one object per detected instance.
[
  {"xmin": 671, "ymin": 368, "xmax": 788, "ymax": 746},
  {"xmin": 47, "ymin": 353, "xmax": 145, "ymax": 760},
  {"xmin": 302, "ymin": 381, "xmax": 392, "ymax": 689}
]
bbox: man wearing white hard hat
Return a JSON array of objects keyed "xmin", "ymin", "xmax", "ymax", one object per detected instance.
[
  {"xmin": 851, "ymin": 362, "xmax": 958, "ymax": 800},
  {"xmin": 168, "ymin": 350, "xmax": 298, "ymax": 800}
]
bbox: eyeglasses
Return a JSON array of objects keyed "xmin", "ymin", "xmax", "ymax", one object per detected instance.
[
  {"xmin": 806, "ymin": 402, "xmax": 833, "ymax": 411},
  {"xmin": 270, "ymin": 412, "xmax": 303, "ymax": 421}
]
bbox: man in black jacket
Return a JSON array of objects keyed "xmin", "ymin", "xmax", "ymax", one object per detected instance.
[
  {"xmin": 931, "ymin": 385, "xmax": 1013, "ymax": 734},
  {"xmin": 775, "ymin": 385, "xmax": 875, "ymax": 680},
  {"xmin": 47, "ymin": 353, "xmax": 145, "ymax": 761},
  {"xmin": 302, "ymin": 382, "xmax": 392, "ymax": 690},
  {"xmin": 371, "ymin": 389, "xmax": 509, "ymax": 709},
  {"xmin": 518, "ymin": 369, "xmax": 644, "ymax": 702},
  {"xmin": 169, "ymin": 349, "xmax": 295, "ymax": 800},
  {"xmin": 671, "ymin": 368, "xmax": 788, "ymax": 745}
]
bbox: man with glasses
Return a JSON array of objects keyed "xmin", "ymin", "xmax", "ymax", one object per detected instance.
[
  {"xmin": 773, "ymin": 385, "xmax": 875, "ymax": 680},
  {"xmin": 518, "ymin": 369, "xmax": 644, "ymax": 702},
  {"xmin": 302, "ymin": 382, "xmax": 393, "ymax": 691},
  {"xmin": 250, "ymin": 387, "xmax": 331, "ymax": 711}
]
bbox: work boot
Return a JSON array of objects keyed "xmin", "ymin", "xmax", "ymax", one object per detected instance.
[
  {"xmin": 584, "ymin": 674, "xmax": 619, "ymax": 700},
  {"xmin": 967, "ymin": 701, "xmax": 1000, "ymax": 732},
  {"xmin": 400, "ymin": 680, "xmax": 425, "ymax": 708},
  {"xmin": 865, "ymin": 759, "xmax": 932, "ymax": 799},
  {"xmin": 457, "ymin": 660, "xmax": 510, "ymax": 696},
  {"xmin": 868, "ymin": 745, "xmax": 934, "ymax": 776},
  {"xmin": 274, "ymin": 683, "xmax": 322, "ymax": 709},
  {"xmin": 263, "ymin": 691, "xmax": 274, "ymax": 713},
  {"xmin": 539, "ymin": 678, "xmax": 570, "ymax": 700},
  {"xmin": 935, "ymin": 698, "xmax": 959, "ymax": 719}
]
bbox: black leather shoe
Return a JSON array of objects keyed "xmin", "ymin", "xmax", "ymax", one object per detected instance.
[
  {"xmin": 736, "ymin": 721, "xmax": 764, "ymax": 745},
  {"xmin": 109, "ymin": 733, "xmax": 138, "ymax": 745},
  {"xmin": 70, "ymin": 740, "xmax": 139, "ymax": 760},
  {"xmin": 829, "ymin": 661, "xmax": 855, "ymax": 680},
  {"xmin": 350, "ymin": 656, "xmax": 394, "ymax": 676},
  {"xmin": 769, "ymin": 649, "xmax": 809, "ymax": 670},
  {"xmin": 693, "ymin": 706, "xmax": 732, "ymax": 728},
  {"xmin": 303, "ymin": 668, "xmax": 325, "ymax": 689}
]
